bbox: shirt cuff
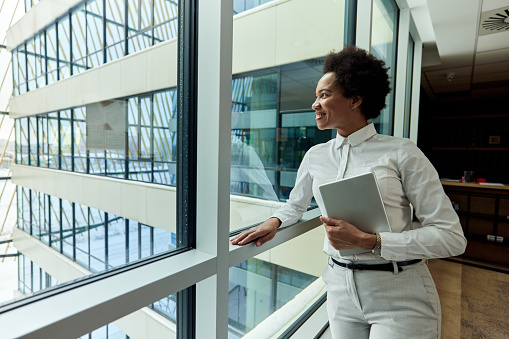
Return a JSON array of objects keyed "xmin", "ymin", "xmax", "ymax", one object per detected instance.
[
  {"xmin": 270, "ymin": 212, "xmax": 294, "ymax": 228},
  {"xmin": 380, "ymin": 232, "xmax": 408, "ymax": 261}
]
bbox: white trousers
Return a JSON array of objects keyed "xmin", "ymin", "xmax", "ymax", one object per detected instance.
[{"xmin": 322, "ymin": 260, "xmax": 441, "ymax": 339}]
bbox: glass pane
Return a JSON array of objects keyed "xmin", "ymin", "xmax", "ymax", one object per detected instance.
[
  {"xmin": 49, "ymin": 195, "xmax": 61, "ymax": 251},
  {"xmin": 31, "ymin": 190, "xmax": 41, "ymax": 239},
  {"xmin": 229, "ymin": 1, "xmax": 344, "ymax": 335},
  {"xmin": 73, "ymin": 108, "xmax": 87, "ymax": 173},
  {"xmin": 60, "ymin": 110, "xmax": 72, "ymax": 171},
  {"xmin": 127, "ymin": 0, "xmax": 153, "ymax": 53},
  {"xmin": 228, "ymin": 258, "xmax": 317, "ymax": 336},
  {"xmin": 105, "ymin": 0, "xmax": 126, "ymax": 62},
  {"xmin": 58, "ymin": 16, "xmax": 71, "ymax": 80},
  {"xmin": 153, "ymin": 0, "xmax": 178, "ymax": 44},
  {"xmin": 89, "ymin": 207, "xmax": 106, "ymax": 272},
  {"xmin": 35, "ymin": 33, "xmax": 45, "ymax": 88},
  {"xmin": 87, "ymin": 0, "xmax": 104, "ymax": 68},
  {"xmin": 8, "ymin": 1, "xmax": 181, "ymax": 333},
  {"xmin": 75, "ymin": 203, "xmax": 90, "ymax": 268},
  {"xmin": 71, "ymin": 5, "xmax": 87, "ymax": 74},
  {"xmin": 38, "ymin": 115, "xmax": 49, "ymax": 167},
  {"xmin": 20, "ymin": 118, "xmax": 29, "ymax": 165},
  {"xmin": 26, "ymin": 38, "xmax": 36, "ymax": 91},
  {"xmin": 47, "ymin": 112, "xmax": 59, "ymax": 169},
  {"xmin": 370, "ymin": 0, "xmax": 398, "ymax": 135},
  {"xmin": 28, "ymin": 116, "xmax": 37, "ymax": 166},
  {"xmin": 61, "ymin": 199, "xmax": 74, "ymax": 259},
  {"xmin": 403, "ymin": 35, "xmax": 414, "ymax": 138},
  {"xmin": 12, "ymin": 49, "xmax": 19, "ymax": 96},
  {"xmin": 106, "ymin": 213, "xmax": 127, "ymax": 268},
  {"xmin": 46, "ymin": 24, "xmax": 58, "ymax": 85},
  {"xmin": 18, "ymin": 45, "xmax": 27, "ymax": 94}
]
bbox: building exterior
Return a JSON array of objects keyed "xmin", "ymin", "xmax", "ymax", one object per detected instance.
[{"xmin": 1, "ymin": 0, "xmax": 423, "ymax": 337}]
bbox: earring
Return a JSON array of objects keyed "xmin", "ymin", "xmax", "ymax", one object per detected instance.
[{"xmin": 350, "ymin": 105, "xmax": 355, "ymax": 110}]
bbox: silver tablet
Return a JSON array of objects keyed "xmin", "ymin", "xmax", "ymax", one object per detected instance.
[{"xmin": 318, "ymin": 172, "xmax": 392, "ymax": 256}]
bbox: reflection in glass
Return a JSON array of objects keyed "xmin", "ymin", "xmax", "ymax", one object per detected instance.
[
  {"xmin": 370, "ymin": 0, "xmax": 398, "ymax": 135},
  {"xmin": 228, "ymin": 258, "xmax": 316, "ymax": 337},
  {"xmin": 231, "ymin": 73, "xmax": 278, "ymax": 201}
]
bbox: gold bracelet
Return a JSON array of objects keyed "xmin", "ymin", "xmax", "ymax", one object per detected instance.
[{"xmin": 373, "ymin": 233, "xmax": 382, "ymax": 255}]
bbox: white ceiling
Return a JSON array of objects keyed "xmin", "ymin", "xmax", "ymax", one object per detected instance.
[{"xmin": 412, "ymin": 0, "xmax": 509, "ymax": 101}]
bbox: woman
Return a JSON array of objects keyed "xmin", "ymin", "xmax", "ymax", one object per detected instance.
[{"xmin": 231, "ymin": 46, "xmax": 466, "ymax": 338}]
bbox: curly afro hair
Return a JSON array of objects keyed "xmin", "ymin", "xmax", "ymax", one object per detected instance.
[{"xmin": 323, "ymin": 45, "xmax": 391, "ymax": 120}]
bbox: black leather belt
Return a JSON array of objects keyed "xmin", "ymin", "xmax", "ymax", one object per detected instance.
[{"xmin": 331, "ymin": 258, "xmax": 422, "ymax": 272}]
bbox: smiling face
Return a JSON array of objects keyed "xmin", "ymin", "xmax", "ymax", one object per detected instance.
[{"xmin": 312, "ymin": 72, "xmax": 367, "ymax": 136}]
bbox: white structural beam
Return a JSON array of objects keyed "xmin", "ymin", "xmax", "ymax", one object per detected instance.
[
  {"xmin": 0, "ymin": 249, "xmax": 216, "ymax": 339},
  {"xmin": 1, "ymin": 211, "xmax": 322, "ymax": 338},
  {"xmin": 393, "ymin": 7, "xmax": 410, "ymax": 138},
  {"xmin": 13, "ymin": 228, "xmax": 178, "ymax": 339},
  {"xmin": 356, "ymin": 0, "xmax": 373, "ymax": 51},
  {"xmin": 409, "ymin": 39, "xmax": 423, "ymax": 144},
  {"xmin": 195, "ymin": 0, "xmax": 233, "ymax": 337},
  {"xmin": 6, "ymin": 0, "xmax": 82, "ymax": 50},
  {"xmin": 11, "ymin": 164, "xmax": 177, "ymax": 233}
]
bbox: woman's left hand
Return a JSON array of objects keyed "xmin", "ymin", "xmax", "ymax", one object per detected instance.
[{"xmin": 320, "ymin": 216, "xmax": 377, "ymax": 251}]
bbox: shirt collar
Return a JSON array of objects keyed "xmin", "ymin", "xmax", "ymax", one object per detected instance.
[{"xmin": 335, "ymin": 123, "xmax": 377, "ymax": 148}]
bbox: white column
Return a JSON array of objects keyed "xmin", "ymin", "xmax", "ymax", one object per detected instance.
[
  {"xmin": 393, "ymin": 7, "xmax": 410, "ymax": 138},
  {"xmin": 195, "ymin": 0, "xmax": 233, "ymax": 337},
  {"xmin": 356, "ymin": 0, "xmax": 373, "ymax": 51},
  {"xmin": 409, "ymin": 40, "xmax": 422, "ymax": 144}
]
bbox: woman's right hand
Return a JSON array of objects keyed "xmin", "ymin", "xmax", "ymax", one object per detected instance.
[{"xmin": 230, "ymin": 217, "xmax": 282, "ymax": 247}]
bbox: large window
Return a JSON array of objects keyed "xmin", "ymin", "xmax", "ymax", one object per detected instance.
[{"xmin": 4, "ymin": 0, "xmax": 414, "ymax": 337}]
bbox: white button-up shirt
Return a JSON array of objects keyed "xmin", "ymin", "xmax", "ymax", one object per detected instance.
[{"xmin": 272, "ymin": 123, "xmax": 467, "ymax": 262}]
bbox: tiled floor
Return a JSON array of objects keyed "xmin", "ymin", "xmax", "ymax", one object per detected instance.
[{"xmin": 428, "ymin": 258, "xmax": 509, "ymax": 339}]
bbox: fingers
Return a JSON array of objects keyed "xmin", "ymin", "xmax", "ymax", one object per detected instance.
[
  {"xmin": 320, "ymin": 216, "xmax": 342, "ymax": 226},
  {"xmin": 230, "ymin": 227, "xmax": 269, "ymax": 246},
  {"xmin": 230, "ymin": 229, "xmax": 256, "ymax": 245},
  {"xmin": 255, "ymin": 232, "xmax": 275, "ymax": 247}
]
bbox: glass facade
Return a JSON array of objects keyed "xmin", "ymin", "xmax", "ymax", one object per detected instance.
[
  {"xmin": 17, "ymin": 186, "xmax": 177, "ymax": 271},
  {"xmin": 13, "ymin": 0, "xmax": 179, "ymax": 95},
  {"xmin": 15, "ymin": 90, "xmax": 177, "ymax": 184}
]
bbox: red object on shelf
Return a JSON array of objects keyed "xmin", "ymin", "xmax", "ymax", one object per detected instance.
[{"xmin": 476, "ymin": 178, "xmax": 486, "ymax": 183}]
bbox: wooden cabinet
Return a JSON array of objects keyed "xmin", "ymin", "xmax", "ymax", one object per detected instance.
[{"xmin": 442, "ymin": 182, "xmax": 509, "ymax": 265}]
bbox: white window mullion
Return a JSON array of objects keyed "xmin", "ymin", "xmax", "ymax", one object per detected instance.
[
  {"xmin": 393, "ymin": 7, "xmax": 410, "ymax": 138},
  {"xmin": 356, "ymin": 0, "xmax": 373, "ymax": 51},
  {"xmin": 409, "ymin": 39, "xmax": 422, "ymax": 144},
  {"xmin": 195, "ymin": 0, "xmax": 233, "ymax": 337}
]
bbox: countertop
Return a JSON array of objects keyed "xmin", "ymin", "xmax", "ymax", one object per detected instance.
[{"xmin": 441, "ymin": 181, "xmax": 509, "ymax": 191}]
